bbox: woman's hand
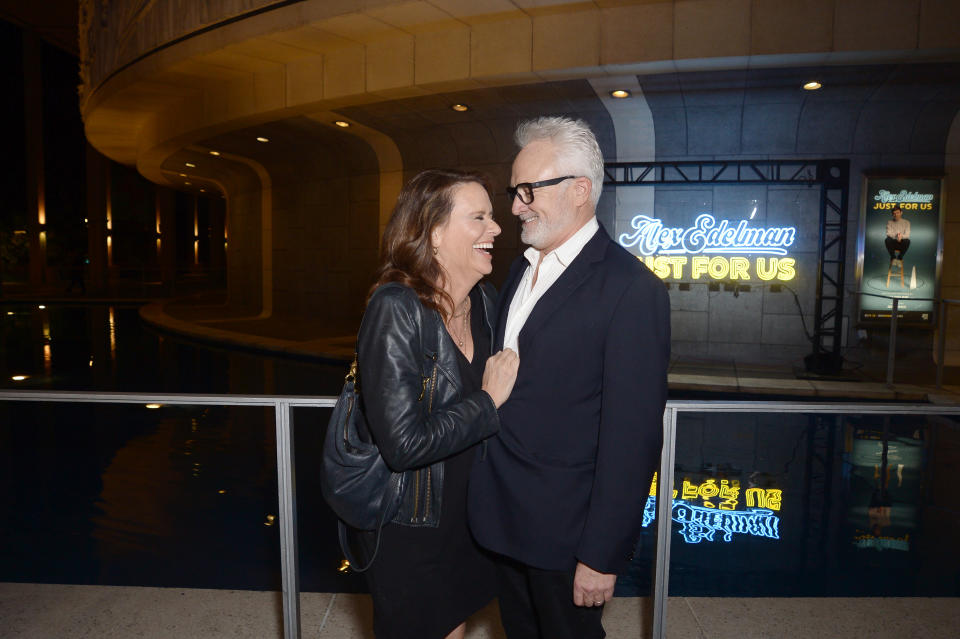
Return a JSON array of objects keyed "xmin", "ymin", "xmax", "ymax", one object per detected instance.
[{"xmin": 481, "ymin": 348, "xmax": 519, "ymax": 408}]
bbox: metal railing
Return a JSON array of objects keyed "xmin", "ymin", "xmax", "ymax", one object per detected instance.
[
  {"xmin": 2, "ymin": 391, "xmax": 959, "ymax": 639},
  {"xmin": 0, "ymin": 390, "xmax": 333, "ymax": 639},
  {"xmin": 652, "ymin": 400, "xmax": 960, "ymax": 638},
  {"xmin": 855, "ymin": 293, "xmax": 960, "ymax": 386}
]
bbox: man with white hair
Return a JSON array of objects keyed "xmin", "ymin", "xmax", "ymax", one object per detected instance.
[{"xmin": 469, "ymin": 116, "xmax": 670, "ymax": 638}]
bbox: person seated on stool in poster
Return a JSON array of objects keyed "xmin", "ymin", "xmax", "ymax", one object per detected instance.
[
  {"xmin": 884, "ymin": 206, "xmax": 911, "ymax": 288},
  {"xmin": 884, "ymin": 205, "xmax": 911, "ymax": 262}
]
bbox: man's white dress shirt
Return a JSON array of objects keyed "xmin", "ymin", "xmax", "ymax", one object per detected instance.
[{"xmin": 503, "ymin": 217, "xmax": 599, "ymax": 354}]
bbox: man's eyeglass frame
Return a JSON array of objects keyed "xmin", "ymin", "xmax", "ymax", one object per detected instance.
[{"xmin": 506, "ymin": 175, "xmax": 577, "ymax": 205}]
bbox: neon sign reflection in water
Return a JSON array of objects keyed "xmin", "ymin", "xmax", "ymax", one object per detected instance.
[
  {"xmin": 618, "ymin": 213, "xmax": 797, "ymax": 256},
  {"xmin": 642, "ymin": 496, "xmax": 781, "ymax": 544}
]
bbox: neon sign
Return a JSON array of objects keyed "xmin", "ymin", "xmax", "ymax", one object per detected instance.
[
  {"xmin": 642, "ymin": 497, "xmax": 781, "ymax": 543},
  {"xmin": 637, "ymin": 255, "xmax": 795, "ymax": 281},
  {"xmin": 642, "ymin": 474, "xmax": 782, "ymax": 544},
  {"xmin": 618, "ymin": 214, "xmax": 798, "ymax": 281},
  {"xmin": 619, "ymin": 214, "xmax": 796, "ymax": 256}
]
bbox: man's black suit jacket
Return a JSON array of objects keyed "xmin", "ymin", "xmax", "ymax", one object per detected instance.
[{"xmin": 468, "ymin": 225, "xmax": 670, "ymax": 575}]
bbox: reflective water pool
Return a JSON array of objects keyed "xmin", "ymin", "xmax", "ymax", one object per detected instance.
[
  {"xmin": 0, "ymin": 303, "xmax": 362, "ymax": 593},
  {"xmin": 2, "ymin": 304, "xmax": 958, "ymax": 597},
  {"xmin": 618, "ymin": 410, "xmax": 960, "ymax": 597}
]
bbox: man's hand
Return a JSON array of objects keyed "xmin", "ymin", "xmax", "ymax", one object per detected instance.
[{"xmin": 572, "ymin": 562, "xmax": 616, "ymax": 607}]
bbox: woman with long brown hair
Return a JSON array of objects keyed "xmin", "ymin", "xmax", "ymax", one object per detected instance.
[{"xmin": 350, "ymin": 169, "xmax": 518, "ymax": 638}]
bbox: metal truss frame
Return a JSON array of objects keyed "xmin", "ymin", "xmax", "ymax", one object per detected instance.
[{"xmin": 604, "ymin": 159, "xmax": 851, "ymax": 372}]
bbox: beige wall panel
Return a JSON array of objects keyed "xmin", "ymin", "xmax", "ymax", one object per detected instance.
[
  {"xmin": 751, "ymin": 0, "xmax": 833, "ymax": 55},
  {"xmin": 262, "ymin": 25, "xmax": 352, "ymax": 53},
  {"xmin": 254, "ymin": 68, "xmax": 286, "ymax": 112},
  {"xmin": 365, "ymin": 1, "xmax": 453, "ymax": 31},
  {"xmin": 221, "ymin": 77, "xmax": 259, "ymax": 122},
  {"xmin": 200, "ymin": 49, "xmax": 286, "ymax": 74},
  {"xmin": 834, "ymin": 0, "xmax": 919, "ymax": 52},
  {"xmin": 167, "ymin": 59, "xmax": 252, "ymax": 84},
  {"xmin": 317, "ymin": 12, "xmax": 404, "ymax": 43},
  {"xmin": 286, "ymin": 54, "xmax": 326, "ymax": 106},
  {"xmin": 366, "ymin": 36, "xmax": 416, "ymax": 92},
  {"xmin": 429, "ymin": 0, "xmax": 518, "ymax": 20},
  {"xmin": 151, "ymin": 68, "xmax": 219, "ymax": 93},
  {"xmin": 674, "ymin": 0, "xmax": 751, "ymax": 60},
  {"xmin": 919, "ymin": 0, "xmax": 960, "ymax": 49},
  {"xmin": 600, "ymin": 2, "xmax": 674, "ymax": 65},
  {"xmin": 471, "ymin": 15, "xmax": 534, "ymax": 78},
  {"xmin": 298, "ymin": 0, "xmax": 367, "ymax": 23},
  {"xmin": 324, "ymin": 46, "xmax": 366, "ymax": 99},
  {"xmin": 203, "ymin": 81, "xmax": 233, "ymax": 127},
  {"xmin": 231, "ymin": 37, "xmax": 323, "ymax": 63},
  {"xmin": 532, "ymin": 9, "xmax": 601, "ymax": 71},
  {"xmin": 415, "ymin": 27, "xmax": 471, "ymax": 86}
]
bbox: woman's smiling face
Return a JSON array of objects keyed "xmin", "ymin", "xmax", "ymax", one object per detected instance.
[{"xmin": 432, "ymin": 181, "xmax": 501, "ymax": 290}]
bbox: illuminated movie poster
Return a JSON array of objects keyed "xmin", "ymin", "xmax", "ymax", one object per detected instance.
[{"xmin": 857, "ymin": 177, "xmax": 944, "ymax": 326}]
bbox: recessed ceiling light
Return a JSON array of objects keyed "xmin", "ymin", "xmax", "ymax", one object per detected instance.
[
  {"xmin": 199, "ymin": 188, "xmax": 205, "ymax": 193},
  {"xmin": 185, "ymin": 162, "xmax": 196, "ymax": 168},
  {"xmin": 803, "ymin": 81, "xmax": 822, "ymax": 91},
  {"xmin": 145, "ymin": 403, "xmax": 162, "ymax": 409},
  {"xmin": 334, "ymin": 120, "xmax": 350, "ymax": 128},
  {"xmin": 609, "ymin": 90, "xmax": 631, "ymax": 99},
  {"xmin": 184, "ymin": 182, "xmax": 192, "ymax": 186},
  {"xmin": 12, "ymin": 375, "xmax": 29, "ymax": 381},
  {"xmin": 38, "ymin": 305, "xmax": 45, "ymax": 309},
  {"xmin": 179, "ymin": 173, "xmax": 187, "ymax": 177},
  {"xmin": 209, "ymin": 150, "xmax": 221, "ymax": 156},
  {"xmin": 451, "ymin": 104, "xmax": 469, "ymax": 112},
  {"xmin": 256, "ymin": 136, "xmax": 269, "ymax": 143}
]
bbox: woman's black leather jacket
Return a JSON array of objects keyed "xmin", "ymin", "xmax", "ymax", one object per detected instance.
[{"xmin": 357, "ymin": 281, "xmax": 499, "ymax": 527}]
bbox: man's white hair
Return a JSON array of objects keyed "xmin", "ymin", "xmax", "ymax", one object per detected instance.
[{"xmin": 514, "ymin": 116, "xmax": 604, "ymax": 208}]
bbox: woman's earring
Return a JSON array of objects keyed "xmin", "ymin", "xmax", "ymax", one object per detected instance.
[{"xmin": 432, "ymin": 246, "xmax": 438, "ymax": 256}]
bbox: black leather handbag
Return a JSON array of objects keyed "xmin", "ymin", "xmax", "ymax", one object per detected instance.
[{"xmin": 320, "ymin": 357, "xmax": 404, "ymax": 572}]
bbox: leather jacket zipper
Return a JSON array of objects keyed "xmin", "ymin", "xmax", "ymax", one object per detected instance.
[
  {"xmin": 412, "ymin": 470, "xmax": 421, "ymax": 522},
  {"xmin": 413, "ymin": 356, "xmax": 438, "ymax": 522},
  {"xmin": 424, "ymin": 364, "xmax": 437, "ymax": 520}
]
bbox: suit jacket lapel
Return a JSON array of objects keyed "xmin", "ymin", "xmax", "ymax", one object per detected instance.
[
  {"xmin": 495, "ymin": 256, "xmax": 527, "ymax": 350},
  {"xmin": 517, "ymin": 228, "xmax": 609, "ymax": 348}
]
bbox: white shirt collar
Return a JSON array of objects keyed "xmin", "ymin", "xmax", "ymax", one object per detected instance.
[{"xmin": 522, "ymin": 217, "xmax": 599, "ymax": 268}]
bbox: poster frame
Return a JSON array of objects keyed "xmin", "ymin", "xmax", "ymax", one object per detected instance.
[{"xmin": 855, "ymin": 174, "xmax": 945, "ymax": 328}]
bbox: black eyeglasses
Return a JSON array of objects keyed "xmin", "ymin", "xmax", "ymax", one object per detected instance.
[{"xmin": 506, "ymin": 175, "xmax": 577, "ymax": 205}]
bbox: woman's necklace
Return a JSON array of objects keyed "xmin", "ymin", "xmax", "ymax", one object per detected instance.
[{"xmin": 446, "ymin": 298, "xmax": 471, "ymax": 349}]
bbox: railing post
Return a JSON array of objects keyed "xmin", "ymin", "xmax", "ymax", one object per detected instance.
[
  {"xmin": 886, "ymin": 298, "xmax": 899, "ymax": 385},
  {"xmin": 937, "ymin": 301, "xmax": 947, "ymax": 389},
  {"xmin": 652, "ymin": 406, "xmax": 677, "ymax": 639},
  {"xmin": 275, "ymin": 400, "xmax": 301, "ymax": 639}
]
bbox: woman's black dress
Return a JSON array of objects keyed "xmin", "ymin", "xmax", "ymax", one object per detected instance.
[{"xmin": 364, "ymin": 289, "xmax": 496, "ymax": 639}]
